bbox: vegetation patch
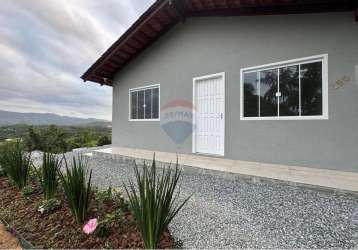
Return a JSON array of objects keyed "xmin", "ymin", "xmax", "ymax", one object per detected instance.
[
  {"xmin": 0, "ymin": 141, "xmax": 186, "ymax": 249},
  {"xmin": 125, "ymin": 158, "xmax": 191, "ymax": 249},
  {"xmin": 0, "ymin": 124, "xmax": 112, "ymax": 153},
  {"xmin": 0, "ymin": 177, "xmax": 174, "ymax": 249}
]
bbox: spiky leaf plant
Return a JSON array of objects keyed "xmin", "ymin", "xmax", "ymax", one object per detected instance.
[
  {"xmin": 124, "ymin": 155, "xmax": 191, "ymax": 249},
  {"xmin": 35, "ymin": 152, "xmax": 61, "ymax": 200},
  {"xmin": 0, "ymin": 140, "xmax": 32, "ymax": 189},
  {"xmin": 59, "ymin": 155, "xmax": 92, "ymax": 223}
]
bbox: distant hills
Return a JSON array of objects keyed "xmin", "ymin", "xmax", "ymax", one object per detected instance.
[{"xmin": 0, "ymin": 110, "xmax": 111, "ymax": 127}]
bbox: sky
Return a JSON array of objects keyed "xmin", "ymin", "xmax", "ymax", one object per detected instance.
[{"xmin": 0, "ymin": 0, "xmax": 154, "ymax": 121}]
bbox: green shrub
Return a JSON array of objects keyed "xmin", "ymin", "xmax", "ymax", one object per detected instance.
[
  {"xmin": 59, "ymin": 155, "xmax": 92, "ymax": 223},
  {"xmin": 21, "ymin": 185, "xmax": 34, "ymax": 197},
  {"xmin": 97, "ymin": 135, "xmax": 111, "ymax": 146},
  {"xmin": 25, "ymin": 125, "xmax": 69, "ymax": 153},
  {"xmin": 96, "ymin": 210, "xmax": 123, "ymax": 238},
  {"xmin": 96, "ymin": 186, "xmax": 115, "ymax": 203},
  {"xmin": 96, "ymin": 186, "xmax": 130, "ymax": 215},
  {"xmin": 0, "ymin": 166, "xmax": 6, "ymax": 177},
  {"xmin": 37, "ymin": 198, "xmax": 61, "ymax": 214},
  {"xmin": 0, "ymin": 140, "xmax": 32, "ymax": 189},
  {"xmin": 95, "ymin": 186, "xmax": 125, "ymax": 201},
  {"xmin": 124, "ymin": 155, "xmax": 191, "ymax": 249},
  {"xmin": 35, "ymin": 152, "xmax": 61, "ymax": 200},
  {"xmin": 95, "ymin": 222, "xmax": 111, "ymax": 238},
  {"xmin": 25, "ymin": 127, "xmax": 42, "ymax": 151},
  {"xmin": 0, "ymin": 143, "xmax": 9, "ymax": 177},
  {"xmin": 116, "ymin": 194, "xmax": 130, "ymax": 213}
]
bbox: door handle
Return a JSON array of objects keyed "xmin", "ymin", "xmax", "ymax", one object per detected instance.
[{"xmin": 220, "ymin": 113, "xmax": 223, "ymax": 120}]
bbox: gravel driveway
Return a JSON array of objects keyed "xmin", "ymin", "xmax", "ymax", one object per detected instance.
[{"xmin": 88, "ymin": 155, "xmax": 358, "ymax": 249}]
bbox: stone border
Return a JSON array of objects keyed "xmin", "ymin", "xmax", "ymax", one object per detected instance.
[
  {"xmin": 92, "ymin": 150, "xmax": 358, "ymax": 197},
  {"xmin": 0, "ymin": 217, "xmax": 34, "ymax": 249}
]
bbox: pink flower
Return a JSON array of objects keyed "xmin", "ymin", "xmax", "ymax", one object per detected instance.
[{"xmin": 83, "ymin": 218, "xmax": 97, "ymax": 234}]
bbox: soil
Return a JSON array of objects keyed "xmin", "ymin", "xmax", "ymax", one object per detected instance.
[
  {"xmin": 0, "ymin": 177, "xmax": 174, "ymax": 249},
  {"xmin": 0, "ymin": 224, "xmax": 21, "ymax": 249}
]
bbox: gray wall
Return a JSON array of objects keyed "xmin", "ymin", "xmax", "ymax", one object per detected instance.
[{"xmin": 112, "ymin": 12, "xmax": 358, "ymax": 172}]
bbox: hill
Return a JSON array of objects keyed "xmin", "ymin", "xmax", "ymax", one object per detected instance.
[{"xmin": 0, "ymin": 110, "xmax": 111, "ymax": 127}]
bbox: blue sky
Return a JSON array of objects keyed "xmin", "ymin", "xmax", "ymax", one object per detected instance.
[{"xmin": 0, "ymin": 0, "xmax": 154, "ymax": 120}]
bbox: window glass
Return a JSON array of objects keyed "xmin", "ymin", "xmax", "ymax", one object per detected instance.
[
  {"xmin": 152, "ymin": 88, "xmax": 159, "ymax": 119},
  {"xmin": 145, "ymin": 89, "xmax": 152, "ymax": 119},
  {"xmin": 243, "ymin": 72, "xmax": 259, "ymax": 117},
  {"xmin": 130, "ymin": 92, "xmax": 137, "ymax": 119},
  {"xmin": 137, "ymin": 90, "xmax": 145, "ymax": 119},
  {"xmin": 242, "ymin": 56, "xmax": 326, "ymax": 119},
  {"xmin": 260, "ymin": 69, "xmax": 278, "ymax": 117},
  {"xmin": 130, "ymin": 86, "xmax": 159, "ymax": 120},
  {"xmin": 301, "ymin": 62, "xmax": 323, "ymax": 116},
  {"xmin": 279, "ymin": 65, "xmax": 299, "ymax": 116}
]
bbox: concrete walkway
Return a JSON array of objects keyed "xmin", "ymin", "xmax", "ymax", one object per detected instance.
[{"xmin": 94, "ymin": 147, "xmax": 358, "ymax": 192}]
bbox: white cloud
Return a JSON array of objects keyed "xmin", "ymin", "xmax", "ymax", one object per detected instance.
[{"xmin": 0, "ymin": 0, "xmax": 155, "ymax": 120}]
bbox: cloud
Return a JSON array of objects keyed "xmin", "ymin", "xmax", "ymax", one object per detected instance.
[{"xmin": 0, "ymin": 0, "xmax": 154, "ymax": 120}]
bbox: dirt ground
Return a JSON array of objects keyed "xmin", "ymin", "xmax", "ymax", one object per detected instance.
[
  {"xmin": 0, "ymin": 224, "xmax": 21, "ymax": 249},
  {"xmin": 0, "ymin": 176, "xmax": 174, "ymax": 249}
]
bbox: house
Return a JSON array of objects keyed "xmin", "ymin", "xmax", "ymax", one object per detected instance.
[{"xmin": 82, "ymin": 0, "xmax": 358, "ymax": 186}]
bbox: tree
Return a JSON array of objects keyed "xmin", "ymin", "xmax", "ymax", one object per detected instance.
[
  {"xmin": 42, "ymin": 125, "xmax": 68, "ymax": 153},
  {"xmin": 24, "ymin": 125, "xmax": 68, "ymax": 153},
  {"xmin": 25, "ymin": 127, "xmax": 42, "ymax": 151},
  {"xmin": 97, "ymin": 135, "xmax": 111, "ymax": 146}
]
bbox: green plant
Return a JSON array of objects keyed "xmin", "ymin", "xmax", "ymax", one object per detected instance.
[
  {"xmin": 37, "ymin": 198, "xmax": 61, "ymax": 214},
  {"xmin": 95, "ymin": 222, "xmax": 111, "ymax": 238},
  {"xmin": 96, "ymin": 186, "xmax": 115, "ymax": 203},
  {"xmin": 0, "ymin": 140, "xmax": 32, "ymax": 189},
  {"xmin": 96, "ymin": 210, "xmax": 123, "ymax": 238},
  {"xmin": 97, "ymin": 135, "xmax": 111, "ymax": 146},
  {"xmin": 25, "ymin": 125, "xmax": 68, "ymax": 153},
  {"xmin": 21, "ymin": 185, "xmax": 33, "ymax": 197},
  {"xmin": 0, "ymin": 166, "xmax": 6, "ymax": 177},
  {"xmin": 117, "ymin": 194, "xmax": 130, "ymax": 213},
  {"xmin": 35, "ymin": 152, "xmax": 61, "ymax": 200},
  {"xmin": 25, "ymin": 127, "xmax": 42, "ymax": 151},
  {"xmin": 124, "ymin": 155, "xmax": 191, "ymax": 249},
  {"xmin": 95, "ymin": 186, "xmax": 129, "ymax": 212},
  {"xmin": 59, "ymin": 155, "xmax": 92, "ymax": 223}
]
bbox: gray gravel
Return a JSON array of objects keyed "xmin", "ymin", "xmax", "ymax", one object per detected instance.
[{"xmin": 55, "ymin": 152, "xmax": 358, "ymax": 248}]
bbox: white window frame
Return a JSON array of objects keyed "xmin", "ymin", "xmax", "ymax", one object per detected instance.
[
  {"xmin": 240, "ymin": 54, "xmax": 329, "ymax": 121},
  {"xmin": 128, "ymin": 84, "xmax": 160, "ymax": 121}
]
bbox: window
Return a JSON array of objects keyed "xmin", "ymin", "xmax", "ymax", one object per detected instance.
[
  {"xmin": 129, "ymin": 85, "xmax": 160, "ymax": 121},
  {"xmin": 240, "ymin": 54, "xmax": 328, "ymax": 120}
]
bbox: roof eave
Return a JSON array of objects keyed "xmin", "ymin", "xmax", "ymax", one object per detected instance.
[
  {"xmin": 81, "ymin": 0, "xmax": 357, "ymax": 86},
  {"xmin": 81, "ymin": 0, "xmax": 174, "ymax": 86}
]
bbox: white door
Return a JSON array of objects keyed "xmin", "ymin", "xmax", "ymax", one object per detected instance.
[{"xmin": 193, "ymin": 72, "xmax": 225, "ymax": 156}]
